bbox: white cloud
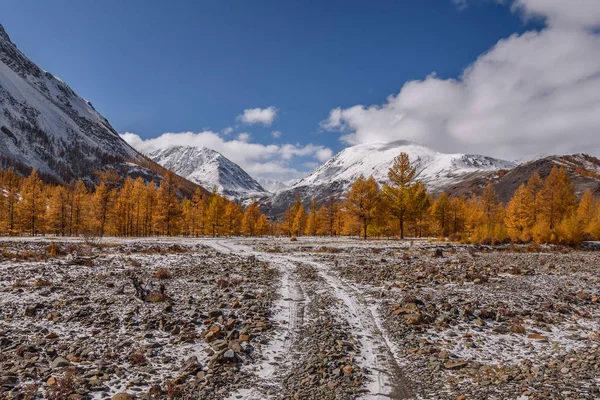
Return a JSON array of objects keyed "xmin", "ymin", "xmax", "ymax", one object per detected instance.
[
  {"xmin": 121, "ymin": 131, "xmax": 332, "ymax": 181},
  {"xmin": 237, "ymin": 132, "xmax": 251, "ymax": 142},
  {"xmin": 512, "ymin": 0, "xmax": 600, "ymax": 29},
  {"xmin": 271, "ymin": 130, "xmax": 282, "ymax": 138},
  {"xmin": 322, "ymin": 1, "xmax": 600, "ymax": 160},
  {"xmin": 221, "ymin": 126, "xmax": 234, "ymax": 135},
  {"xmin": 237, "ymin": 106, "xmax": 278, "ymax": 126}
]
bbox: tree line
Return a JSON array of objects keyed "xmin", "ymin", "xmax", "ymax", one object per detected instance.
[
  {"xmin": 0, "ymin": 169, "xmax": 270, "ymax": 237},
  {"xmin": 279, "ymin": 153, "xmax": 600, "ymax": 245},
  {"xmin": 0, "ymin": 153, "xmax": 598, "ymax": 245}
]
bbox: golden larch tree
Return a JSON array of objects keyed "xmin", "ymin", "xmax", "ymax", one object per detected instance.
[{"xmin": 346, "ymin": 175, "xmax": 381, "ymax": 240}]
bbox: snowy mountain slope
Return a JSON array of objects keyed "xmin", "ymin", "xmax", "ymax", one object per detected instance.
[
  {"xmin": 264, "ymin": 140, "xmax": 516, "ymax": 216},
  {"xmin": 0, "ymin": 23, "xmax": 171, "ymax": 185},
  {"xmin": 148, "ymin": 146, "xmax": 269, "ymax": 198},
  {"xmin": 256, "ymin": 177, "xmax": 295, "ymax": 193}
]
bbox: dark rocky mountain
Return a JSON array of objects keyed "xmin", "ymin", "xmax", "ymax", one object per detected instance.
[{"xmin": 443, "ymin": 154, "xmax": 600, "ymax": 203}]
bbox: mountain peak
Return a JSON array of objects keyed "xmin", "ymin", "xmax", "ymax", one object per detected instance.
[
  {"xmin": 0, "ymin": 23, "xmax": 189, "ymax": 190},
  {"xmin": 149, "ymin": 145, "xmax": 268, "ymax": 198},
  {"xmin": 0, "ymin": 24, "xmax": 12, "ymax": 43},
  {"xmin": 264, "ymin": 140, "xmax": 515, "ymax": 216}
]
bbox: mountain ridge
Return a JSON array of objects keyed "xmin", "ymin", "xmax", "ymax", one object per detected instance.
[
  {"xmin": 0, "ymin": 23, "xmax": 206, "ymax": 196},
  {"xmin": 148, "ymin": 145, "xmax": 268, "ymax": 199}
]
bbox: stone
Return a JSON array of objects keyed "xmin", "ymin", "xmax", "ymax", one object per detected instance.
[
  {"xmin": 222, "ymin": 349, "xmax": 237, "ymax": 363},
  {"xmin": 527, "ymin": 333, "xmax": 547, "ymax": 341},
  {"xmin": 0, "ymin": 375, "xmax": 18, "ymax": 388},
  {"xmin": 47, "ymin": 376, "xmax": 57, "ymax": 386},
  {"xmin": 444, "ymin": 360, "xmax": 468, "ymax": 370},
  {"xmin": 179, "ymin": 356, "xmax": 202, "ymax": 377},
  {"xmin": 112, "ymin": 394, "xmax": 134, "ymax": 400},
  {"xmin": 51, "ymin": 357, "xmax": 70, "ymax": 368}
]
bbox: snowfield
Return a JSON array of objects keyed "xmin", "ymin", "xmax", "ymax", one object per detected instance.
[{"xmin": 1, "ymin": 237, "xmax": 599, "ymax": 399}]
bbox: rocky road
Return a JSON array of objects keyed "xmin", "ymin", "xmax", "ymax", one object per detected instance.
[{"xmin": 207, "ymin": 239, "xmax": 414, "ymax": 400}]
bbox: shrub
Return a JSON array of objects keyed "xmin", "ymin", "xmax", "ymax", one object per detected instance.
[
  {"xmin": 34, "ymin": 278, "xmax": 52, "ymax": 287},
  {"xmin": 129, "ymin": 350, "xmax": 147, "ymax": 365},
  {"xmin": 46, "ymin": 243, "xmax": 64, "ymax": 258},
  {"xmin": 145, "ymin": 292, "xmax": 168, "ymax": 303},
  {"xmin": 153, "ymin": 268, "xmax": 172, "ymax": 280}
]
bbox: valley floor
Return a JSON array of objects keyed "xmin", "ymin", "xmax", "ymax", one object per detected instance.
[{"xmin": 0, "ymin": 237, "xmax": 599, "ymax": 400}]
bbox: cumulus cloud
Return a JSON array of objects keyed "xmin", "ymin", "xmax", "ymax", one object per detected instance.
[
  {"xmin": 237, "ymin": 106, "xmax": 278, "ymax": 126},
  {"xmin": 120, "ymin": 131, "xmax": 332, "ymax": 181},
  {"xmin": 271, "ymin": 130, "xmax": 282, "ymax": 138},
  {"xmin": 322, "ymin": 0, "xmax": 600, "ymax": 160}
]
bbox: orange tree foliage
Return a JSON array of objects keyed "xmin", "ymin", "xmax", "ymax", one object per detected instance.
[
  {"xmin": 0, "ymin": 169, "xmax": 271, "ymax": 238},
  {"xmin": 0, "ymin": 161, "xmax": 598, "ymax": 246}
]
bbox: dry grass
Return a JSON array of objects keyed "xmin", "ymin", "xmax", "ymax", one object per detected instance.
[
  {"xmin": 11, "ymin": 279, "xmax": 29, "ymax": 288},
  {"xmin": 46, "ymin": 243, "xmax": 64, "ymax": 257},
  {"xmin": 145, "ymin": 292, "xmax": 169, "ymax": 303},
  {"xmin": 46, "ymin": 371, "xmax": 76, "ymax": 400},
  {"xmin": 33, "ymin": 278, "xmax": 52, "ymax": 287},
  {"xmin": 129, "ymin": 349, "xmax": 147, "ymax": 365},
  {"xmin": 153, "ymin": 268, "xmax": 172, "ymax": 280}
]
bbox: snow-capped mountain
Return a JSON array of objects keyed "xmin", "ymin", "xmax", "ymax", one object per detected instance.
[
  {"xmin": 148, "ymin": 146, "xmax": 269, "ymax": 198},
  {"xmin": 0, "ymin": 23, "xmax": 171, "ymax": 185},
  {"xmin": 256, "ymin": 177, "xmax": 295, "ymax": 193},
  {"xmin": 264, "ymin": 140, "xmax": 516, "ymax": 216}
]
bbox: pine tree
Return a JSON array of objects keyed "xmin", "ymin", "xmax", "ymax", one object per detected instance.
[
  {"xmin": 256, "ymin": 215, "xmax": 270, "ymax": 236},
  {"xmin": 2, "ymin": 171, "xmax": 20, "ymax": 234},
  {"xmin": 316, "ymin": 204, "xmax": 330, "ymax": 235},
  {"xmin": 305, "ymin": 198, "xmax": 319, "ymax": 236},
  {"xmin": 409, "ymin": 182, "xmax": 430, "ymax": 237},
  {"xmin": 224, "ymin": 201, "xmax": 243, "ymax": 236},
  {"xmin": 206, "ymin": 188, "xmax": 226, "ymax": 236},
  {"xmin": 70, "ymin": 180, "xmax": 88, "ymax": 236},
  {"xmin": 577, "ymin": 189, "xmax": 597, "ymax": 237},
  {"xmin": 17, "ymin": 170, "xmax": 46, "ymax": 235},
  {"xmin": 154, "ymin": 172, "xmax": 180, "ymax": 236},
  {"xmin": 46, "ymin": 185, "xmax": 71, "ymax": 236},
  {"xmin": 505, "ymin": 184, "xmax": 535, "ymax": 241},
  {"xmin": 242, "ymin": 201, "xmax": 262, "ymax": 236},
  {"xmin": 90, "ymin": 182, "xmax": 113, "ymax": 237},
  {"xmin": 537, "ymin": 166, "xmax": 576, "ymax": 231},
  {"xmin": 383, "ymin": 152, "xmax": 417, "ymax": 239},
  {"xmin": 292, "ymin": 204, "xmax": 306, "ymax": 237},
  {"xmin": 346, "ymin": 176, "xmax": 381, "ymax": 239},
  {"xmin": 431, "ymin": 193, "xmax": 451, "ymax": 237}
]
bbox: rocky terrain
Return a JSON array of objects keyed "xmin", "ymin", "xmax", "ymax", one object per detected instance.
[
  {"xmin": 0, "ymin": 239, "xmax": 279, "ymax": 399},
  {"xmin": 1, "ymin": 237, "xmax": 599, "ymax": 399}
]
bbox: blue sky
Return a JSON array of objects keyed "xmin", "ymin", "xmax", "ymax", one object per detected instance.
[{"xmin": 2, "ymin": 1, "xmax": 599, "ymax": 180}]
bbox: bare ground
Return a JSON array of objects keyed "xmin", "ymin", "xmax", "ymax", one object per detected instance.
[{"xmin": 1, "ymin": 237, "xmax": 599, "ymax": 400}]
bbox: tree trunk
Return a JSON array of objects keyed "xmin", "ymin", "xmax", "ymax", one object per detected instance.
[{"xmin": 400, "ymin": 216, "xmax": 404, "ymax": 240}]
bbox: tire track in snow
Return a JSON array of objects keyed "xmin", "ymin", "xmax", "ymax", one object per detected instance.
[{"xmin": 207, "ymin": 239, "xmax": 413, "ymax": 399}]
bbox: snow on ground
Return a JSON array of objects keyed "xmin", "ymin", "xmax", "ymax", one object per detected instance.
[{"xmin": 1, "ymin": 236, "xmax": 599, "ymax": 400}]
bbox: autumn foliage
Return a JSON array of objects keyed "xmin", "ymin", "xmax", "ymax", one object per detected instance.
[
  {"xmin": 0, "ymin": 170, "xmax": 270, "ymax": 237},
  {"xmin": 0, "ymin": 154, "xmax": 598, "ymax": 246},
  {"xmin": 279, "ymin": 152, "xmax": 600, "ymax": 245}
]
